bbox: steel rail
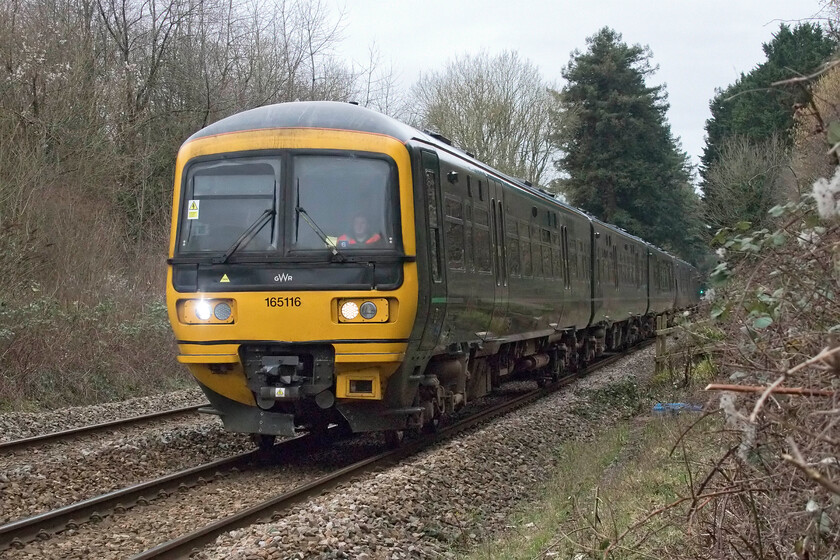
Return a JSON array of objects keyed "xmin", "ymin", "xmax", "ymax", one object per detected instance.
[
  {"xmin": 0, "ymin": 340, "xmax": 652, "ymax": 555},
  {"xmin": 0, "ymin": 432, "xmax": 316, "ymax": 551},
  {"xmin": 0, "ymin": 404, "xmax": 207, "ymax": 453},
  {"xmin": 131, "ymin": 340, "xmax": 654, "ymax": 560}
]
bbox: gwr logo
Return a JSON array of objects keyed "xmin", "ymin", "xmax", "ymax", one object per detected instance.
[{"xmin": 274, "ymin": 272, "xmax": 294, "ymax": 282}]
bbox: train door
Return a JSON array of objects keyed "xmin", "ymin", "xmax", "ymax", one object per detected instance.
[
  {"xmin": 591, "ymin": 223, "xmax": 602, "ymax": 324},
  {"xmin": 417, "ymin": 149, "xmax": 447, "ymax": 351},
  {"xmin": 488, "ymin": 178, "xmax": 509, "ymax": 336}
]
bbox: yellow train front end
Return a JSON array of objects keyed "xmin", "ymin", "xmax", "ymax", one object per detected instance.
[{"xmin": 165, "ymin": 103, "xmax": 419, "ymax": 439}]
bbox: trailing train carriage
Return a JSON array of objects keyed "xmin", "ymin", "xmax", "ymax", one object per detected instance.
[{"xmin": 166, "ymin": 101, "xmax": 699, "ymax": 445}]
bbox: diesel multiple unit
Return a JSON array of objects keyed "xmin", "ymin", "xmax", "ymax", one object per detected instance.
[{"xmin": 166, "ymin": 101, "xmax": 700, "ymax": 445}]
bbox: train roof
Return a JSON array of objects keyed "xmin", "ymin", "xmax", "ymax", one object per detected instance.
[
  {"xmin": 187, "ymin": 101, "xmax": 587, "ymax": 212},
  {"xmin": 187, "ymin": 101, "xmax": 696, "ymax": 271},
  {"xmin": 187, "ymin": 101, "xmax": 422, "ymax": 144}
]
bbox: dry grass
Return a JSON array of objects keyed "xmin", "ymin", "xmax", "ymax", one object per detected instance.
[{"xmin": 465, "ymin": 412, "xmax": 725, "ymax": 560}]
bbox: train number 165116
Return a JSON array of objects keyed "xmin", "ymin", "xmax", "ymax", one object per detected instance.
[{"xmin": 265, "ymin": 297, "xmax": 302, "ymax": 308}]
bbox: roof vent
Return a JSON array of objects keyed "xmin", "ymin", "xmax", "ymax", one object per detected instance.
[{"xmin": 423, "ymin": 129, "xmax": 453, "ymax": 146}]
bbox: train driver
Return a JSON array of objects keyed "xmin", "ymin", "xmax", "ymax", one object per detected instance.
[{"xmin": 337, "ymin": 215, "xmax": 383, "ymax": 248}]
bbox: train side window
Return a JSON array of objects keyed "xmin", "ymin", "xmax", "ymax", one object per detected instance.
[
  {"xmin": 612, "ymin": 246, "xmax": 619, "ymax": 287},
  {"xmin": 540, "ymin": 228, "xmax": 551, "ymax": 278},
  {"xmin": 530, "ymin": 225, "xmax": 542, "ymax": 277},
  {"xmin": 579, "ymin": 242, "xmax": 584, "ymax": 281},
  {"xmin": 541, "ymin": 244, "xmax": 551, "ymax": 279},
  {"xmin": 506, "ymin": 216, "xmax": 520, "ymax": 277},
  {"xmin": 444, "ymin": 197, "xmax": 465, "ymax": 270},
  {"xmin": 562, "ymin": 226, "xmax": 570, "ymax": 287},
  {"xmin": 474, "ymin": 207, "xmax": 491, "ymax": 273},
  {"xmin": 466, "ymin": 176, "xmax": 472, "ymax": 198},
  {"xmin": 464, "ymin": 203, "xmax": 473, "ymax": 270},
  {"xmin": 520, "ymin": 222, "xmax": 532, "ymax": 277},
  {"xmin": 424, "ymin": 167, "xmax": 442, "ymax": 283}
]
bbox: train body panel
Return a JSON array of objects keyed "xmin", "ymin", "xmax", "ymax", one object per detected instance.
[
  {"xmin": 165, "ymin": 101, "xmax": 701, "ymax": 439},
  {"xmin": 647, "ymin": 245, "xmax": 677, "ymax": 314},
  {"xmin": 590, "ymin": 219, "xmax": 649, "ymax": 325}
]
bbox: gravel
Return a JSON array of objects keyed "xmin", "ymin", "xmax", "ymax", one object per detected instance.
[
  {"xmin": 0, "ymin": 415, "xmax": 254, "ymax": 524},
  {"xmin": 0, "ymin": 388, "xmax": 206, "ymax": 443},
  {"xmin": 0, "ymin": 348, "xmax": 654, "ymax": 559},
  {"xmin": 0, "ymin": 388, "xmax": 256, "ymax": 525},
  {"xmin": 193, "ymin": 347, "xmax": 655, "ymax": 560},
  {"xmin": 3, "ymin": 432, "xmax": 387, "ymax": 559}
]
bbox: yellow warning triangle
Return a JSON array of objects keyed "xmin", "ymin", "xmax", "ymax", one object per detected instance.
[
  {"xmin": 220, "ymin": 274, "xmax": 230, "ymax": 283},
  {"xmin": 189, "ymin": 201, "xmax": 198, "ymax": 210}
]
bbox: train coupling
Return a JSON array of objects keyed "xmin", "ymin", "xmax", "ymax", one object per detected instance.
[{"xmin": 242, "ymin": 344, "xmax": 335, "ymax": 411}]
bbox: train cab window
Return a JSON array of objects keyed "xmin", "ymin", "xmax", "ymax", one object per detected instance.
[
  {"xmin": 291, "ymin": 155, "xmax": 397, "ymax": 252},
  {"xmin": 179, "ymin": 157, "xmax": 280, "ymax": 254}
]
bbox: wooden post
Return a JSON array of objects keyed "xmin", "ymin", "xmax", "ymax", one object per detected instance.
[{"xmin": 655, "ymin": 315, "xmax": 665, "ymax": 376}]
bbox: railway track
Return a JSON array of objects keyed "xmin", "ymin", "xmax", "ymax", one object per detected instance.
[
  {"xmin": 0, "ymin": 340, "xmax": 652, "ymax": 558},
  {"xmin": 0, "ymin": 404, "xmax": 207, "ymax": 452}
]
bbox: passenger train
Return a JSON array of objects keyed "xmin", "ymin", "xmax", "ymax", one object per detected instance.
[{"xmin": 165, "ymin": 101, "xmax": 700, "ymax": 446}]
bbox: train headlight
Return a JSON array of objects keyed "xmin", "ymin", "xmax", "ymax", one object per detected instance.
[
  {"xmin": 177, "ymin": 299, "xmax": 236, "ymax": 324},
  {"xmin": 340, "ymin": 301, "xmax": 359, "ymax": 320},
  {"xmin": 336, "ymin": 298, "xmax": 390, "ymax": 323},
  {"xmin": 194, "ymin": 301, "xmax": 213, "ymax": 321},
  {"xmin": 359, "ymin": 301, "xmax": 377, "ymax": 319}
]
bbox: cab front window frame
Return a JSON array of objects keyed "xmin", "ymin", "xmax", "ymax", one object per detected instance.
[{"xmin": 174, "ymin": 149, "xmax": 403, "ymax": 261}]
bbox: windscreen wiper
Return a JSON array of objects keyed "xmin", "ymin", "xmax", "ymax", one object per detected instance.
[
  {"xmin": 295, "ymin": 205, "xmax": 347, "ymax": 263},
  {"xmin": 212, "ymin": 208, "xmax": 275, "ymax": 264},
  {"xmin": 295, "ymin": 180, "xmax": 346, "ymax": 262}
]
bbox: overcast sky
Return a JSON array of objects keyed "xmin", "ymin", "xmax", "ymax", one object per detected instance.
[{"xmin": 332, "ymin": 0, "xmax": 831, "ymax": 173}]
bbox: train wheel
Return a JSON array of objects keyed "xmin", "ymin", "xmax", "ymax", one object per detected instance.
[
  {"xmin": 384, "ymin": 429, "xmax": 404, "ymax": 448},
  {"xmin": 422, "ymin": 416, "xmax": 441, "ymax": 434},
  {"xmin": 252, "ymin": 434, "xmax": 276, "ymax": 462},
  {"xmin": 549, "ymin": 348, "xmax": 562, "ymax": 382},
  {"xmin": 251, "ymin": 433, "xmax": 276, "ymax": 451},
  {"xmin": 308, "ymin": 420, "xmax": 331, "ymax": 443}
]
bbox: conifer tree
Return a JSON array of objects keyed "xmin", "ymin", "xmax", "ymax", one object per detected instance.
[
  {"xmin": 701, "ymin": 23, "xmax": 837, "ymax": 231},
  {"xmin": 702, "ymin": 23, "xmax": 837, "ymax": 176},
  {"xmin": 551, "ymin": 28, "xmax": 702, "ymax": 262}
]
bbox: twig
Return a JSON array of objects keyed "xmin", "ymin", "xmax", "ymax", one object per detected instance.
[
  {"xmin": 705, "ymin": 384, "xmax": 835, "ymax": 397},
  {"xmin": 770, "ymin": 59, "xmax": 840, "ymax": 86},
  {"xmin": 602, "ymin": 488, "xmax": 756, "ymax": 559},
  {"xmin": 668, "ymin": 409, "xmax": 722, "ymax": 457},
  {"xmin": 787, "ymin": 345, "xmax": 840, "ymax": 375},
  {"xmin": 782, "ymin": 438, "xmax": 840, "ymax": 496},
  {"xmin": 749, "ymin": 374, "xmax": 786, "ymax": 423}
]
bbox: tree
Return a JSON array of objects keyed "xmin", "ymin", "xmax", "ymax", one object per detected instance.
[
  {"xmin": 411, "ymin": 51, "xmax": 555, "ymax": 187},
  {"xmin": 551, "ymin": 27, "xmax": 703, "ymax": 262},
  {"xmin": 704, "ymin": 135, "xmax": 793, "ymax": 232},
  {"xmin": 702, "ymin": 23, "xmax": 837, "ymax": 178}
]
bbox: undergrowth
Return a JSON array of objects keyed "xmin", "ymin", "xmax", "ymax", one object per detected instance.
[{"xmin": 0, "ymin": 295, "xmax": 186, "ymax": 410}]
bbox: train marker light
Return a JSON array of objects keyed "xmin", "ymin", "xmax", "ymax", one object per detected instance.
[
  {"xmin": 214, "ymin": 302, "xmax": 232, "ymax": 321},
  {"xmin": 359, "ymin": 301, "xmax": 377, "ymax": 319},
  {"xmin": 336, "ymin": 298, "xmax": 390, "ymax": 323}
]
